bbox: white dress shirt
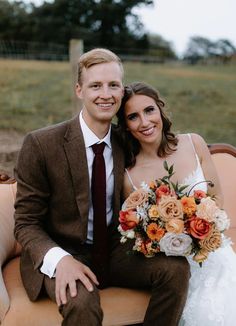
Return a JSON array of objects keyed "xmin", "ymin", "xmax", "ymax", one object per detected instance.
[{"xmin": 40, "ymin": 111, "xmax": 114, "ymax": 277}]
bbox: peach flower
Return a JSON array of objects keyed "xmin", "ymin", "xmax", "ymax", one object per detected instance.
[
  {"xmin": 124, "ymin": 189, "xmax": 149, "ymax": 210},
  {"xmin": 200, "ymin": 227, "xmax": 222, "ymax": 251},
  {"xmin": 166, "ymin": 218, "xmax": 185, "ymax": 234},
  {"xmin": 181, "ymin": 196, "xmax": 197, "ymax": 217},
  {"xmin": 193, "ymin": 248, "xmax": 209, "ymax": 264},
  {"xmin": 158, "ymin": 195, "xmax": 183, "ymax": 222}
]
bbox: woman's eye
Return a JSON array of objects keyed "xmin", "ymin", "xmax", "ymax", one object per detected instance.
[
  {"xmin": 145, "ymin": 106, "xmax": 155, "ymax": 113},
  {"xmin": 127, "ymin": 114, "xmax": 137, "ymax": 121}
]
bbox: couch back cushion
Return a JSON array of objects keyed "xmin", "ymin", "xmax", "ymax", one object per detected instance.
[
  {"xmin": 0, "ymin": 182, "xmax": 20, "ymax": 265},
  {"xmin": 211, "ymin": 153, "xmax": 236, "ymax": 227}
]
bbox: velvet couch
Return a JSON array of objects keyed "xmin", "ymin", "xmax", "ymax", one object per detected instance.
[{"xmin": 0, "ymin": 143, "xmax": 236, "ymax": 326}]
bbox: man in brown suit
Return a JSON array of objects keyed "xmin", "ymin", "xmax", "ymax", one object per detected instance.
[{"xmin": 14, "ymin": 48, "xmax": 190, "ymax": 325}]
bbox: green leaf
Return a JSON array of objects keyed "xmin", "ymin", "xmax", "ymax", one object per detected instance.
[{"xmin": 163, "ymin": 160, "xmax": 168, "ymax": 171}]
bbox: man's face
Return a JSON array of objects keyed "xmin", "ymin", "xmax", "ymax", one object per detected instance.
[{"xmin": 76, "ymin": 61, "xmax": 124, "ymax": 129}]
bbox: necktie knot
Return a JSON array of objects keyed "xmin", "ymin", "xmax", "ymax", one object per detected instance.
[{"xmin": 92, "ymin": 142, "xmax": 105, "ymax": 155}]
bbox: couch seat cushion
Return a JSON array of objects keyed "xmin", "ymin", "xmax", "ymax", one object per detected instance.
[{"xmin": 2, "ymin": 257, "xmax": 150, "ymax": 326}]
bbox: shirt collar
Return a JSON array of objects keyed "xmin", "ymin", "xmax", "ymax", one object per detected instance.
[{"xmin": 79, "ymin": 110, "xmax": 112, "ymax": 149}]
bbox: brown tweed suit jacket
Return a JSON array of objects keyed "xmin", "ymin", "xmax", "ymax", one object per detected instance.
[{"xmin": 14, "ymin": 114, "xmax": 124, "ymax": 301}]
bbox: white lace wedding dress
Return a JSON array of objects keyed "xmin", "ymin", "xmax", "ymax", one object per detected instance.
[
  {"xmin": 179, "ymin": 151, "xmax": 236, "ymax": 326},
  {"xmin": 125, "ymin": 135, "xmax": 236, "ymax": 326}
]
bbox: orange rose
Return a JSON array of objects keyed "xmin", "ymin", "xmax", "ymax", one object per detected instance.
[
  {"xmin": 119, "ymin": 210, "xmax": 139, "ymax": 231},
  {"xmin": 124, "ymin": 189, "xmax": 149, "ymax": 210},
  {"xmin": 166, "ymin": 218, "xmax": 185, "ymax": 234},
  {"xmin": 187, "ymin": 216, "xmax": 212, "ymax": 240},
  {"xmin": 181, "ymin": 196, "xmax": 197, "ymax": 217},
  {"xmin": 156, "ymin": 184, "xmax": 171, "ymax": 203},
  {"xmin": 146, "ymin": 223, "xmax": 165, "ymax": 241},
  {"xmin": 193, "ymin": 190, "xmax": 207, "ymax": 200}
]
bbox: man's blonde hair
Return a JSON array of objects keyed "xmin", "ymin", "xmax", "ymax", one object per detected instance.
[{"xmin": 77, "ymin": 48, "xmax": 124, "ymax": 85}]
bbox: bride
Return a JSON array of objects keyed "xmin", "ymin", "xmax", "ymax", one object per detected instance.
[{"xmin": 116, "ymin": 82, "xmax": 236, "ymax": 326}]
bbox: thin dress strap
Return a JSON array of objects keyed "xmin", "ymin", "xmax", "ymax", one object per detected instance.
[
  {"xmin": 187, "ymin": 133, "xmax": 200, "ymax": 166},
  {"xmin": 125, "ymin": 168, "xmax": 138, "ymax": 191}
]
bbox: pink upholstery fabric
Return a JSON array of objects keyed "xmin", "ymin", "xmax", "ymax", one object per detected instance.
[{"xmin": 3, "ymin": 257, "xmax": 149, "ymax": 326}]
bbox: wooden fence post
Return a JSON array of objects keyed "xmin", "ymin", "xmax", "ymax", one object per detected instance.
[{"xmin": 69, "ymin": 39, "xmax": 84, "ymax": 115}]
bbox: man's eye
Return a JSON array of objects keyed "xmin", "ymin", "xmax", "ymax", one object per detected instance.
[
  {"xmin": 111, "ymin": 83, "xmax": 119, "ymax": 88},
  {"xmin": 91, "ymin": 84, "xmax": 100, "ymax": 89}
]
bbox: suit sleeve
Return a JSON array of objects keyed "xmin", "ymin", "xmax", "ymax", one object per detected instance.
[{"xmin": 14, "ymin": 132, "xmax": 59, "ymax": 269}]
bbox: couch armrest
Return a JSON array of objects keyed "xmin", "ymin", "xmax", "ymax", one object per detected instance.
[{"xmin": 0, "ymin": 181, "xmax": 19, "ymax": 322}]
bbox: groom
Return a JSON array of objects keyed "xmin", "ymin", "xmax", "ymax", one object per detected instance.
[{"xmin": 14, "ymin": 48, "xmax": 190, "ymax": 325}]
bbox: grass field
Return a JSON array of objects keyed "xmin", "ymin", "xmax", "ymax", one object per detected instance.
[{"xmin": 0, "ymin": 59, "xmax": 236, "ymax": 146}]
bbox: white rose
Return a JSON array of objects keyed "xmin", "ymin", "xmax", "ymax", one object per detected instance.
[
  {"xmin": 159, "ymin": 232, "xmax": 192, "ymax": 256},
  {"xmin": 214, "ymin": 209, "xmax": 230, "ymax": 231},
  {"xmin": 118, "ymin": 225, "xmax": 135, "ymax": 239}
]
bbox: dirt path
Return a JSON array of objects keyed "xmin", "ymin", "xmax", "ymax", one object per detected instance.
[{"xmin": 0, "ymin": 130, "xmax": 24, "ymax": 176}]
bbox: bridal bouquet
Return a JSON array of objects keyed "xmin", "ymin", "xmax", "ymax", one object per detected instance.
[{"xmin": 118, "ymin": 162, "xmax": 230, "ymax": 264}]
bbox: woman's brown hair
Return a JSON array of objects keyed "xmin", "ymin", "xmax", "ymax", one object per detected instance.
[{"xmin": 116, "ymin": 82, "xmax": 178, "ymax": 167}]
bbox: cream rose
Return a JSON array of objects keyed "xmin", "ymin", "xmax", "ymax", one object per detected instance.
[
  {"xmin": 196, "ymin": 197, "xmax": 218, "ymax": 222},
  {"xmin": 158, "ymin": 195, "xmax": 183, "ymax": 222},
  {"xmin": 159, "ymin": 232, "xmax": 192, "ymax": 256},
  {"xmin": 214, "ymin": 209, "xmax": 230, "ymax": 232},
  {"xmin": 166, "ymin": 218, "xmax": 185, "ymax": 234}
]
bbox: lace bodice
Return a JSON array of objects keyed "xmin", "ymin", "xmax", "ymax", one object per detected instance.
[{"xmin": 125, "ymin": 134, "xmax": 207, "ymax": 195}]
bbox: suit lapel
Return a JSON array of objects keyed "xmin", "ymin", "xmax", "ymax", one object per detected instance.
[{"xmin": 63, "ymin": 116, "xmax": 89, "ymax": 225}]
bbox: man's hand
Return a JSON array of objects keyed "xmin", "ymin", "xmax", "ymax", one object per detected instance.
[{"xmin": 55, "ymin": 255, "xmax": 99, "ymax": 306}]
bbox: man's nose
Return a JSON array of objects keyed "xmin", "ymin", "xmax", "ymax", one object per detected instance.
[{"xmin": 100, "ymin": 86, "xmax": 111, "ymax": 99}]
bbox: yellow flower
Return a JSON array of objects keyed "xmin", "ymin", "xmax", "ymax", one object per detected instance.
[{"xmin": 148, "ymin": 205, "xmax": 159, "ymax": 220}]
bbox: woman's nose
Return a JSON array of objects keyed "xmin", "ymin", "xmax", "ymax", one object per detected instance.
[{"xmin": 139, "ymin": 114, "xmax": 149, "ymax": 126}]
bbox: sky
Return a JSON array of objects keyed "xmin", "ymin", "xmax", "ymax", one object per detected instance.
[{"xmin": 21, "ymin": 0, "xmax": 236, "ymax": 56}]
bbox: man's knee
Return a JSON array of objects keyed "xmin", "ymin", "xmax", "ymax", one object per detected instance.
[{"xmin": 60, "ymin": 284, "xmax": 103, "ymax": 325}]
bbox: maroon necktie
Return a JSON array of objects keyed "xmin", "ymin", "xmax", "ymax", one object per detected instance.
[{"xmin": 91, "ymin": 142, "xmax": 109, "ymax": 288}]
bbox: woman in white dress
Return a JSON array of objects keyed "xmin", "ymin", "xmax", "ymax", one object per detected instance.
[{"xmin": 116, "ymin": 82, "xmax": 236, "ymax": 326}]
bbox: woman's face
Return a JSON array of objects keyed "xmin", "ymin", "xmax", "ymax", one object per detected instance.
[{"xmin": 124, "ymin": 94, "xmax": 163, "ymax": 146}]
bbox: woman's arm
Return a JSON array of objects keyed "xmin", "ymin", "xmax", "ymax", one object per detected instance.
[{"xmin": 191, "ymin": 133, "xmax": 223, "ymax": 207}]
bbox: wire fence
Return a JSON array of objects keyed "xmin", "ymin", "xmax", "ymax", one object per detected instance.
[
  {"xmin": 0, "ymin": 40, "xmax": 69, "ymax": 61},
  {"xmin": 0, "ymin": 39, "xmax": 165, "ymax": 63}
]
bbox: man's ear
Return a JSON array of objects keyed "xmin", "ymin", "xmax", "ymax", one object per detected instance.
[{"xmin": 76, "ymin": 83, "xmax": 83, "ymax": 99}]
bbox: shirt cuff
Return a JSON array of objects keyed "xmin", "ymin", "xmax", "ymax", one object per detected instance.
[{"xmin": 40, "ymin": 247, "xmax": 71, "ymax": 278}]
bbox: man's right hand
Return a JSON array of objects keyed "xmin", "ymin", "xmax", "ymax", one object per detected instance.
[{"xmin": 55, "ymin": 255, "xmax": 99, "ymax": 306}]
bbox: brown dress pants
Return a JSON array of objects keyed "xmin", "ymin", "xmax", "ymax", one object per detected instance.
[{"xmin": 44, "ymin": 241, "xmax": 190, "ymax": 326}]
